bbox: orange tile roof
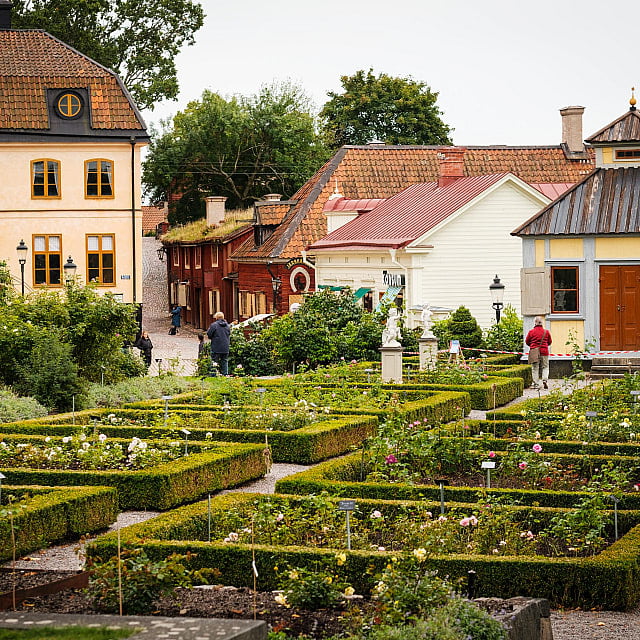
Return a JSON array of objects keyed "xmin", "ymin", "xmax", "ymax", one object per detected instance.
[
  {"xmin": 142, "ymin": 205, "xmax": 168, "ymax": 231},
  {"xmin": 0, "ymin": 30, "xmax": 144, "ymax": 130},
  {"xmin": 231, "ymin": 145, "xmax": 595, "ymax": 261},
  {"xmin": 255, "ymin": 202, "xmax": 295, "ymax": 226}
]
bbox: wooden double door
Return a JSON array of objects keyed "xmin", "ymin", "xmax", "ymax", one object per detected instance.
[{"xmin": 600, "ymin": 265, "xmax": 640, "ymax": 350}]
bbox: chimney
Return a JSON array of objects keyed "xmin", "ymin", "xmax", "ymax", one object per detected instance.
[
  {"xmin": 262, "ymin": 193, "xmax": 282, "ymax": 202},
  {"xmin": 437, "ymin": 147, "xmax": 466, "ymax": 188},
  {"xmin": 560, "ymin": 106, "xmax": 585, "ymax": 153},
  {"xmin": 205, "ymin": 196, "xmax": 227, "ymax": 227},
  {"xmin": 0, "ymin": 0, "xmax": 12, "ymax": 29}
]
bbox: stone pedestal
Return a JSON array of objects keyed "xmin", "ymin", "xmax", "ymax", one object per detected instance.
[
  {"xmin": 380, "ymin": 345, "xmax": 403, "ymax": 383},
  {"xmin": 419, "ymin": 336, "xmax": 438, "ymax": 370}
]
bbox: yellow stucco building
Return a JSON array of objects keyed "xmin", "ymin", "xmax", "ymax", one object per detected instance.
[
  {"xmin": 0, "ymin": 17, "xmax": 148, "ymax": 302},
  {"xmin": 514, "ymin": 97, "xmax": 640, "ymax": 354}
]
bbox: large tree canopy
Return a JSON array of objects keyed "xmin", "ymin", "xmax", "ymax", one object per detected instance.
[
  {"xmin": 321, "ymin": 69, "xmax": 453, "ymax": 147},
  {"xmin": 12, "ymin": 0, "xmax": 204, "ymax": 110},
  {"xmin": 143, "ymin": 82, "xmax": 330, "ymax": 224}
]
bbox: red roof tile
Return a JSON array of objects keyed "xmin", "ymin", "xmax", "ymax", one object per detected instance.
[
  {"xmin": 142, "ymin": 205, "xmax": 168, "ymax": 232},
  {"xmin": 231, "ymin": 145, "xmax": 595, "ymax": 261},
  {"xmin": 0, "ymin": 30, "xmax": 144, "ymax": 130}
]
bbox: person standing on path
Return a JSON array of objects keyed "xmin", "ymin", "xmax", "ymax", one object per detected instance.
[
  {"xmin": 170, "ymin": 304, "xmax": 181, "ymax": 335},
  {"xmin": 207, "ymin": 311, "xmax": 231, "ymax": 375},
  {"xmin": 135, "ymin": 330, "xmax": 153, "ymax": 368},
  {"xmin": 526, "ymin": 316, "xmax": 552, "ymax": 389}
]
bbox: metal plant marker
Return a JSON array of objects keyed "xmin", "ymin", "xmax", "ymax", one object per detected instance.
[
  {"xmin": 610, "ymin": 495, "xmax": 620, "ymax": 540},
  {"xmin": 338, "ymin": 500, "xmax": 356, "ymax": 550},
  {"xmin": 481, "ymin": 460, "xmax": 496, "ymax": 488},
  {"xmin": 162, "ymin": 395, "xmax": 172, "ymax": 429}
]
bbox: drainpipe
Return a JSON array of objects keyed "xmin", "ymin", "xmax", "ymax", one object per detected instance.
[
  {"xmin": 389, "ymin": 248, "xmax": 409, "ymax": 312},
  {"xmin": 300, "ymin": 250, "xmax": 315, "ymax": 271},
  {"xmin": 130, "ymin": 136, "xmax": 137, "ymax": 303}
]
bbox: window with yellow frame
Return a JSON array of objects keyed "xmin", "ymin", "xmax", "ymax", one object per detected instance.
[
  {"xmin": 31, "ymin": 159, "xmax": 60, "ymax": 198},
  {"xmin": 87, "ymin": 234, "xmax": 115, "ymax": 285},
  {"xmin": 85, "ymin": 159, "xmax": 114, "ymax": 198}
]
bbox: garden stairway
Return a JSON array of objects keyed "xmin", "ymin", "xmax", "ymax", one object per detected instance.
[{"xmin": 589, "ymin": 356, "xmax": 640, "ymax": 380}]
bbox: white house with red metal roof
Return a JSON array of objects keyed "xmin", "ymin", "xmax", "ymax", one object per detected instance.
[{"xmin": 308, "ymin": 148, "xmax": 565, "ymax": 328}]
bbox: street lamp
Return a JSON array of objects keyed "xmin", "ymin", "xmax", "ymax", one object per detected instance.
[
  {"xmin": 63, "ymin": 256, "xmax": 77, "ymax": 284},
  {"xmin": 16, "ymin": 239, "xmax": 28, "ymax": 296},
  {"xmin": 271, "ymin": 277, "xmax": 281, "ymax": 313},
  {"xmin": 156, "ymin": 246, "xmax": 165, "ymax": 261},
  {"xmin": 489, "ymin": 275, "xmax": 505, "ymax": 323}
]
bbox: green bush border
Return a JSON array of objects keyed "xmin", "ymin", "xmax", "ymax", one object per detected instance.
[
  {"xmin": 86, "ymin": 492, "xmax": 640, "ymax": 610},
  {"xmin": 274, "ymin": 451, "xmax": 640, "ymax": 510},
  {"xmin": 0, "ymin": 443, "xmax": 266, "ymax": 510},
  {"xmin": 0, "ymin": 485, "xmax": 117, "ymax": 562}
]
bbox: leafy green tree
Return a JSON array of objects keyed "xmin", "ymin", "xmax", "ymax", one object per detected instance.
[
  {"xmin": 143, "ymin": 82, "xmax": 330, "ymax": 222},
  {"xmin": 484, "ymin": 305, "xmax": 523, "ymax": 354},
  {"xmin": 321, "ymin": 69, "xmax": 453, "ymax": 147},
  {"xmin": 12, "ymin": 0, "xmax": 204, "ymax": 110},
  {"xmin": 15, "ymin": 330, "xmax": 87, "ymax": 411}
]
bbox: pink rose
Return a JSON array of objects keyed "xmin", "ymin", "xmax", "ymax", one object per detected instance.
[
  {"xmin": 519, "ymin": 462, "xmax": 528, "ymax": 470},
  {"xmin": 385, "ymin": 454, "xmax": 398, "ymax": 465},
  {"xmin": 532, "ymin": 444, "xmax": 542, "ymax": 453},
  {"xmin": 488, "ymin": 451, "xmax": 496, "ymax": 458}
]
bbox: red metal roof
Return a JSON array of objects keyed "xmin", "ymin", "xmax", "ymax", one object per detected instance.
[
  {"xmin": 530, "ymin": 183, "xmax": 574, "ymax": 200},
  {"xmin": 310, "ymin": 174, "xmax": 511, "ymax": 250},
  {"xmin": 323, "ymin": 197, "xmax": 386, "ymax": 212}
]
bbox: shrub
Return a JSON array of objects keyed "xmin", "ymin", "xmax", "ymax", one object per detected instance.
[
  {"xmin": 228, "ymin": 324, "xmax": 277, "ymax": 376},
  {"xmin": 484, "ymin": 305, "xmax": 523, "ymax": 354},
  {"xmin": 85, "ymin": 374, "xmax": 192, "ymax": 408},
  {"xmin": 87, "ymin": 546, "xmax": 214, "ymax": 614},
  {"xmin": 0, "ymin": 386, "xmax": 47, "ymax": 423},
  {"xmin": 15, "ymin": 330, "xmax": 87, "ymax": 411},
  {"xmin": 448, "ymin": 306, "xmax": 483, "ymax": 349}
]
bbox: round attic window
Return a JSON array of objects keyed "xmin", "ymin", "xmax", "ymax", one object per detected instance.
[{"xmin": 55, "ymin": 92, "xmax": 83, "ymax": 119}]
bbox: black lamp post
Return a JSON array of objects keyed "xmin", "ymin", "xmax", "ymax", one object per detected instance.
[
  {"xmin": 271, "ymin": 277, "xmax": 281, "ymax": 314},
  {"xmin": 63, "ymin": 256, "xmax": 77, "ymax": 285},
  {"xmin": 16, "ymin": 239, "xmax": 28, "ymax": 296},
  {"xmin": 156, "ymin": 246, "xmax": 165, "ymax": 261},
  {"xmin": 489, "ymin": 274, "xmax": 505, "ymax": 323}
]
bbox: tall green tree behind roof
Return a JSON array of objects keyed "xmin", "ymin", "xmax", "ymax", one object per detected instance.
[
  {"xmin": 321, "ymin": 69, "xmax": 453, "ymax": 148},
  {"xmin": 11, "ymin": 0, "xmax": 204, "ymax": 110},
  {"xmin": 143, "ymin": 82, "xmax": 330, "ymax": 224}
]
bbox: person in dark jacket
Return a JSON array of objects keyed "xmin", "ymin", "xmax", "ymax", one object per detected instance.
[
  {"xmin": 170, "ymin": 305, "xmax": 181, "ymax": 335},
  {"xmin": 135, "ymin": 330, "xmax": 153, "ymax": 368},
  {"xmin": 206, "ymin": 311, "xmax": 231, "ymax": 375},
  {"xmin": 525, "ymin": 316, "xmax": 552, "ymax": 389}
]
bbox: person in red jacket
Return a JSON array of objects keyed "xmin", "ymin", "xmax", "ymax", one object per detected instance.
[{"xmin": 525, "ymin": 316, "xmax": 552, "ymax": 389}]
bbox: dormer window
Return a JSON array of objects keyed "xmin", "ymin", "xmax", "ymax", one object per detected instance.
[
  {"xmin": 55, "ymin": 91, "xmax": 83, "ymax": 119},
  {"xmin": 615, "ymin": 149, "xmax": 640, "ymax": 160}
]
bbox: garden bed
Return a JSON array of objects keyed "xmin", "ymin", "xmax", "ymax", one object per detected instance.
[
  {"xmin": 0, "ymin": 443, "xmax": 266, "ymax": 510},
  {"xmin": 86, "ymin": 492, "xmax": 640, "ymax": 610}
]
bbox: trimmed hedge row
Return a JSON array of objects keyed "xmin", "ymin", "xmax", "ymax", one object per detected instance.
[
  {"xmin": 274, "ymin": 451, "xmax": 640, "ymax": 509},
  {"xmin": 0, "ymin": 485, "xmax": 117, "ymax": 562},
  {"xmin": 86, "ymin": 492, "xmax": 640, "ymax": 610},
  {"xmin": 1, "ymin": 443, "xmax": 266, "ymax": 510},
  {"xmin": 444, "ymin": 420, "xmax": 640, "ymax": 456},
  {"xmin": 0, "ymin": 412, "xmax": 378, "ymax": 465}
]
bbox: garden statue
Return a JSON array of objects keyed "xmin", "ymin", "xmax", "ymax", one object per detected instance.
[
  {"xmin": 382, "ymin": 307, "xmax": 402, "ymax": 347},
  {"xmin": 420, "ymin": 303, "xmax": 434, "ymax": 338}
]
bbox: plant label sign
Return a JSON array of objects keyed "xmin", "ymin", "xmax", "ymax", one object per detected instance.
[
  {"xmin": 481, "ymin": 461, "xmax": 496, "ymax": 469},
  {"xmin": 449, "ymin": 340, "xmax": 461, "ymax": 354},
  {"xmin": 338, "ymin": 500, "xmax": 356, "ymax": 511}
]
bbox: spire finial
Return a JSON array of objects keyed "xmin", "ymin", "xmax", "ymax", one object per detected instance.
[{"xmin": 631, "ymin": 87, "xmax": 637, "ymax": 111}]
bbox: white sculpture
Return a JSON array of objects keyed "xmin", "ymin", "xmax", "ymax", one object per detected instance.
[
  {"xmin": 382, "ymin": 307, "xmax": 402, "ymax": 347},
  {"xmin": 420, "ymin": 303, "xmax": 435, "ymax": 338}
]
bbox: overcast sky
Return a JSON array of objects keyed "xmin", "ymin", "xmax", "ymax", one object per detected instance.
[{"xmin": 141, "ymin": 0, "xmax": 639, "ymax": 146}]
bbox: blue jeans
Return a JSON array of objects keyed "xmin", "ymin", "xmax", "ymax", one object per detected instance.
[{"xmin": 212, "ymin": 352, "xmax": 229, "ymax": 376}]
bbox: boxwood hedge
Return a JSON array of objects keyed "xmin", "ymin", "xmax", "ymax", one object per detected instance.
[{"xmin": 0, "ymin": 485, "xmax": 117, "ymax": 562}]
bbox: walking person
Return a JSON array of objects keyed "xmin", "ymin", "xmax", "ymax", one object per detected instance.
[
  {"xmin": 135, "ymin": 330, "xmax": 153, "ymax": 368},
  {"xmin": 526, "ymin": 316, "xmax": 552, "ymax": 389},
  {"xmin": 207, "ymin": 311, "xmax": 231, "ymax": 376},
  {"xmin": 169, "ymin": 304, "xmax": 181, "ymax": 335}
]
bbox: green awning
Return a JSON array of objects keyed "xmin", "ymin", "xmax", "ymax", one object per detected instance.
[
  {"xmin": 354, "ymin": 287, "xmax": 371, "ymax": 301},
  {"xmin": 375, "ymin": 286, "xmax": 402, "ymax": 312},
  {"xmin": 318, "ymin": 285, "xmax": 343, "ymax": 291}
]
